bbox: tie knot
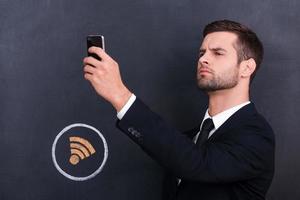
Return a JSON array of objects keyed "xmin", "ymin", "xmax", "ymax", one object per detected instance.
[{"xmin": 202, "ymin": 118, "xmax": 214, "ymax": 132}]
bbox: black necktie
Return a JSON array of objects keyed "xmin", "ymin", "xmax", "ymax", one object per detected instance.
[{"xmin": 196, "ymin": 118, "xmax": 215, "ymax": 146}]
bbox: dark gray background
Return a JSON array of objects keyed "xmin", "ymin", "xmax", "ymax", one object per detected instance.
[{"xmin": 0, "ymin": 0, "xmax": 299, "ymax": 199}]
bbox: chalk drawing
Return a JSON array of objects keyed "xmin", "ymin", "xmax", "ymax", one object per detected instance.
[
  {"xmin": 52, "ymin": 123, "xmax": 108, "ymax": 181},
  {"xmin": 69, "ymin": 136, "xmax": 96, "ymax": 165}
]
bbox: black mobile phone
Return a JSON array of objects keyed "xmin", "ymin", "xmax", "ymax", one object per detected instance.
[{"xmin": 87, "ymin": 35, "xmax": 105, "ymax": 60}]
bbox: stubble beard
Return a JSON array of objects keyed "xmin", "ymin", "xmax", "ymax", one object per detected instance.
[{"xmin": 197, "ymin": 67, "xmax": 239, "ymax": 92}]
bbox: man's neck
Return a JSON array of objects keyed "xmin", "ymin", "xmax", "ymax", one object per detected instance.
[{"xmin": 207, "ymin": 87, "xmax": 249, "ymax": 116}]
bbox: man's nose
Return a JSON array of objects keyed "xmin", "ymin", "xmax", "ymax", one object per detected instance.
[{"xmin": 198, "ymin": 53, "xmax": 209, "ymax": 66}]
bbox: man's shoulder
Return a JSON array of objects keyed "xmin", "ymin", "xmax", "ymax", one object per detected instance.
[
  {"xmin": 239, "ymin": 103, "xmax": 274, "ymax": 133},
  {"xmin": 213, "ymin": 103, "xmax": 275, "ymax": 141}
]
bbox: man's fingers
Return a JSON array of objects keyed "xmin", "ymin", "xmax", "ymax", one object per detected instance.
[
  {"xmin": 84, "ymin": 72, "xmax": 94, "ymax": 82},
  {"xmin": 88, "ymin": 46, "xmax": 112, "ymax": 61},
  {"xmin": 83, "ymin": 65, "xmax": 97, "ymax": 74},
  {"xmin": 83, "ymin": 56, "xmax": 102, "ymax": 68}
]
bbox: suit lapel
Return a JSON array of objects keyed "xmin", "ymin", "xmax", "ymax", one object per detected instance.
[
  {"xmin": 182, "ymin": 126, "xmax": 201, "ymax": 140},
  {"xmin": 207, "ymin": 103, "xmax": 257, "ymax": 142}
]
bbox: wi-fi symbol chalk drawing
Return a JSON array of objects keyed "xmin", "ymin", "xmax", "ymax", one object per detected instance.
[
  {"xmin": 52, "ymin": 123, "xmax": 108, "ymax": 181},
  {"xmin": 69, "ymin": 136, "xmax": 96, "ymax": 165}
]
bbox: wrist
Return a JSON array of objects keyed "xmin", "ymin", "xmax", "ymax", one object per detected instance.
[{"xmin": 112, "ymin": 87, "xmax": 132, "ymax": 112}]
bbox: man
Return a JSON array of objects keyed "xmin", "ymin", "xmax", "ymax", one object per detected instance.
[{"xmin": 83, "ymin": 20, "xmax": 275, "ymax": 200}]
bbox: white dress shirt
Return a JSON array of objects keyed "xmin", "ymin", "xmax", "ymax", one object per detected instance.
[
  {"xmin": 193, "ymin": 101, "xmax": 251, "ymax": 143},
  {"xmin": 117, "ymin": 94, "xmax": 137, "ymax": 119}
]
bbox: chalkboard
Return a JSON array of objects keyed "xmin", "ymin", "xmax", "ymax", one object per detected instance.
[{"xmin": 1, "ymin": 0, "xmax": 299, "ymax": 199}]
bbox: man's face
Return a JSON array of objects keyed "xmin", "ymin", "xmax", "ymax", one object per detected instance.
[{"xmin": 197, "ymin": 31, "xmax": 240, "ymax": 92}]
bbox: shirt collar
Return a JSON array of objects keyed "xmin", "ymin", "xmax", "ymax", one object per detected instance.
[{"xmin": 201, "ymin": 101, "xmax": 251, "ymax": 131}]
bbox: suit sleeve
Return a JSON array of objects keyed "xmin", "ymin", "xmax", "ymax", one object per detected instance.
[{"xmin": 116, "ymin": 98, "xmax": 275, "ymax": 183}]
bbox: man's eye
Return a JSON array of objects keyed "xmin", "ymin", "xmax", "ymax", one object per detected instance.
[
  {"xmin": 215, "ymin": 51, "xmax": 223, "ymax": 56},
  {"xmin": 214, "ymin": 52, "xmax": 223, "ymax": 56},
  {"xmin": 199, "ymin": 52, "xmax": 204, "ymax": 57}
]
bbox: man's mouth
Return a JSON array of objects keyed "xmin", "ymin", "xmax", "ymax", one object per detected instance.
[{"xmin": 198, "ymin": 68, "xmax": 213, "ymax": 75}]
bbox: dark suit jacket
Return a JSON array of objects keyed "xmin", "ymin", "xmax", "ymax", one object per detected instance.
[{"xmin": 117, "ymin": 98, "xmax": 275, "ymax": 200}]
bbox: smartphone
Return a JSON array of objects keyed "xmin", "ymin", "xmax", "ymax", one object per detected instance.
[{"xmin": 87, "ymin": 35, "xmax": 105, "ymax": 60}]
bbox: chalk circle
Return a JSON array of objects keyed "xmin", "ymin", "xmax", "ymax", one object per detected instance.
[{"xmin": 52, "ymin": 123, "xmax": 108, "ymax": 181}]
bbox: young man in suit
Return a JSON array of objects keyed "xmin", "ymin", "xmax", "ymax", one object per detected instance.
[{"xmin": 83, "ymin": 20, "xmax": 275, "ymax": 200}]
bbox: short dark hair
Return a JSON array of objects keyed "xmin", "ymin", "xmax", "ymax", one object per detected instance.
[{"xmin": 203, "ymin": 19, "xmax": 264, "ymax": 83}]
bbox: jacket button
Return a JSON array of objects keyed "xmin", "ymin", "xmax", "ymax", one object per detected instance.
[
  {"xmin": 128, "ymin": 127, "xmax": 134, "ymax": 133},
  {"xmin": 134, "ymin": 131, "xmax": 141, "ymax": 138}
]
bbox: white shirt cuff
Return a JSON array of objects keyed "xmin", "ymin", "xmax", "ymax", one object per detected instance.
[{"xmin": 117, "ymin": 94, "xmax": 136, "ymax": 120}]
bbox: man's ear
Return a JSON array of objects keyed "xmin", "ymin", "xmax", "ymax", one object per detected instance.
[{"xmin": 240, "ymin": 58, "xmax": 256, "ymax": 78}]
